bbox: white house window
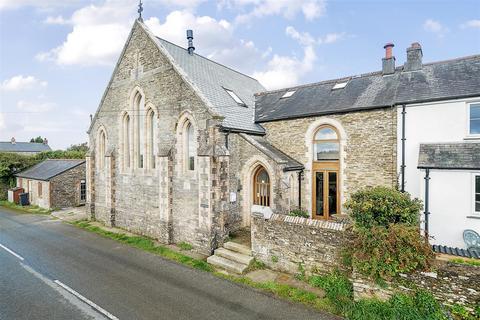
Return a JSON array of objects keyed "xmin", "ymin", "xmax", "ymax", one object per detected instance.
[
  {"xmin": 475, "ymin": 175, "xmax": 480, "ymax": 214},
  {"xmin": 185, "ymin": 122, "xmax": 196, "ymax": 171},
  {"xmin": 469, "ymin": 103, "xmax": 480, "ymax": 135},
  {"xmin": 224, "ymin": 88, "xmax": 245, "ymax": 106},
  {"xmin": 313, "ymin": 126, "xmax": 340, "ymax": 161}
]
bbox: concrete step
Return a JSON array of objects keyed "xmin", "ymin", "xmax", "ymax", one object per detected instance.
[
  {"xmin": 223, "ymin": 242, "xmax": 252, "ymax": 256},
  {"xmin": 207, "ymin": 255, "xmax": 248, "ymax": 274},
  {"xmin": 215, "ymin": 248, "xmax": 254, "ymax": 266}
]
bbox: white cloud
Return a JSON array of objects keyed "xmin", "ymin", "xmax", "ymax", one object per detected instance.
[
  {"xmin": 286, "ymin": 26, "xmax": 316, "ymax": 46},
  {"xmin": 230, "ymin": 0, "xmax": 326, "ymax": 24},
  {"xmin": 461, "ymin": 19, "xmax": 480, "ymax": 29},
  {"xmin": 423, "ymin": 19, "xmax": 448, "ymax": 37},
  {"xmin": 44, "ymin": 15, "xmax": 69, "ymax": 25},
  {"xmin": 36, "ymin": 1, "xmax": 134, "ymax": 66},
  {"xmin": 17, "ymin": 100, "xmax": 55, "ymax": 112},
  {"xmin": 0, "ymin": 75, "xmax": 47, "ymax": 91},
  {"xmin": 0, "ymin": 0, "xmax": 78, "ymax": 11},
  {"xmin": 145, "ymin": 11, "xmax": 263, "ymax": 73},
  {"xmin": 0, "ymin": 113, "xmax": 4, "ymax": 130},
  {"xmin": 320, "ymin": 32, "xmax": 345, "ymax": 44}
]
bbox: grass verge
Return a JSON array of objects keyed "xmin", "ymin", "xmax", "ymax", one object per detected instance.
[{"xmin": 0, "ymin": 200, "xmax": 51, "ymax": 215}]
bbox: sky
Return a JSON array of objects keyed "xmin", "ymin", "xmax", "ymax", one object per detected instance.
[{"xmin": 0, "ymin": 0, "xmax": 479, "ymax": 149}]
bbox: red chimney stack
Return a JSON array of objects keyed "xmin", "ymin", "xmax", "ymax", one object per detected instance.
[{"xmin": 384, "ymin": 43, "xmax": 394, "ymax": 59}]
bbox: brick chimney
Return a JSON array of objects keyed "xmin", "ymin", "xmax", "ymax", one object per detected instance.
[
  {"xmin": 404, "ymin": 42, "xmax": 423, "ymax": 72},
  {"xmin": 43, "ymin": 138, "xmax": 48, "ymax": 145},
  {"xmin": 11, "ymin": 137, "xmax": 15, "ymax": 144},
  {"xmin": 382, "ymin": 43, "xmax": 395, "ymax": 75}
]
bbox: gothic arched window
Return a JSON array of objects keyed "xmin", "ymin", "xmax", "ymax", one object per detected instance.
[{"xmin": 253, "ymin": 166, "xmax": 270, "ymax": 206}]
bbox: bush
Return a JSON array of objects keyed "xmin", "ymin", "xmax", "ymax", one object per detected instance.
[
  {"xmin": 288, "ymin": 209, "xmax": 309, "ymax": 218},
  {"xmin": 345, "ymin": 186, "xmax": 423, "ymax": 229},
  {"xmin": 351, "ymin": 224, "xmax": 433, "ymax": 281}
]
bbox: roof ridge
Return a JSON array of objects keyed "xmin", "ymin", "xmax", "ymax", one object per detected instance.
[
  {"xmin": 155, "ymin": 36, "xmax": 262, "ymax": 84},
  {"xmin": 255, "ymin": 54, "xmax": 480, "ymax": 96}
]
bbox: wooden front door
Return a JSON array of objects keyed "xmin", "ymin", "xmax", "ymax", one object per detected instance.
[{"xmin": 312, "ymin": 163, "xmax": 339, "ymax": 219}]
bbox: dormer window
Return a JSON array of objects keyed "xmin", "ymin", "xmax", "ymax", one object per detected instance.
[
  {"xmin": 332, "ymin": 81, "xmax": 348, "ymax": 90},
  {"xmin": 281, "ymin": 90, "xmax": 296, "ymax": 98},
  {"xmin": 224, "ymin": 88, "xmax": 245, "ymax": 106}
]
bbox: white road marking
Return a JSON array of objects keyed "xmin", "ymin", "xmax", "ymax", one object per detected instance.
[
  {"xmin": 0, "ymin": 243, "xmax": 24, "ymax": 261},
  {"xmin": 54, "ymin": 280, "xmax": 119, "ymax": 320}
]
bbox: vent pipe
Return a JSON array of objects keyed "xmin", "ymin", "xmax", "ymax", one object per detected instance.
[{"xmin": 187, "ymin": 30, "xmax": 195, "ymax": 55}]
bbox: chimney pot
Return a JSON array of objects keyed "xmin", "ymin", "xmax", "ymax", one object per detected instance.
[
  {"xmin": 186, "ymin": 29, "xmax": 195, "ymax": 55},
  {"xmin": 384, "ymin": 42, "xmax": 394, "ymax": 59},
  {"xmin": 404, "ymin": 42, "xmax": 423, "ymax": 72},
  {"xmin": 382, "ymin": 42, "xmax": 395, "ymax": 75},
  {"xmin": 43, "ymin": 138, "xmax": 48, "ymax": 145}
]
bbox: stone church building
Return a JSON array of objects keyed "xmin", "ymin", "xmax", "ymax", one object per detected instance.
[{"xmin": 87, "ymin": 19, "xmax": 477, "ymax": 254}]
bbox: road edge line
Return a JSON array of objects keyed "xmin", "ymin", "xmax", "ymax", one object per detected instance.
[
  {"xmin": 0, "ymin": 243, "xmax": 25, "ymax": 261},
  {"xmin": 54, "ymin": 280, "xmax": 119, "ymax": 320}
]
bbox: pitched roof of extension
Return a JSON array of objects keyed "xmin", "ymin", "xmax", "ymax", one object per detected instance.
[
  {"xmin": 145, "ymin": 25, "xmax": 266, "ymax": 134},
  {"xmin": 16, "ymin": 159, "xmax": 85, "ymax": 181},
  {"xmin": 418, "ymin": 142, "xmax": 480, "ymax": 170},
  {"xmin": 255, "ymin": 55, "xmax": 480, "ymax": 122},
  {"xmin": 240, "ymin": 134, "xmax": 304, "ymax": 171},
  {"xmin": 0, "ymin": 142, "xmax": 51, "ymax": 153}
]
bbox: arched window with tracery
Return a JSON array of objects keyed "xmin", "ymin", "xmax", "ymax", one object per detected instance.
[
  {"xmin": 97, "ymin": 129, "xmax": 106, "ymax": 170},
  {"xmin": 146, "ymin": 108, "xmax": 157, "ymax": 169},
  {"xmin": 253, "ymin": 166, "xmax": 270, "ymax": 206},
  {"xmin": 184, "ymin": 121, "xmax": 196, "ymax": 171},
  {"xmin": 122, "ymin": 113, "xmax": 131, "ymax": 170},
  {"xmin": 312, "ymin": 125, "xmax": 340, "ymax": 219}
]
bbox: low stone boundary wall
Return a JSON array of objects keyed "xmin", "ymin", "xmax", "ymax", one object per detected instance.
[
  {"xmin": 251, "ymin": 212, "xmax": 348, "ymax": 275},
  {"xmin": 353, "ymin": 260, "xmax": 480, "ymax": 312}
]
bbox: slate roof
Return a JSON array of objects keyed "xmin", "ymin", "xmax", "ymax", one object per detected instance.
[
  {"xmin": 148, "ymin": 27, "xmax": 266, "ymax": 134},
  {"xmin": 418, "ymin": 143, "xmax": 480, "ymax": 170},
  {"xmin": 16, "ymin": 159, "xmax": 85, "ymax": 181},
  {"xmin": 255, "ymin": 55, "xmax": 480, "ymax": 122},
  {"xmin": 239, "ymin": 134, "xmax": 303, "ymax": 171},
  {"xmin": 0, "ymin": 142, "xmax": 51, "ymax": 153},
  {"xmin": 432, "ymin": 245, "xmax": 479, "ymax": 259}
]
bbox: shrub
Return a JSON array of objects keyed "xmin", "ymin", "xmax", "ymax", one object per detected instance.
[
  {"xmin": 351, "ymin": 224, "xmax": 433, "ymax": 280},
  {"xmin": 345, "ymin": 186, "xmax": 423, "ymax": 229},
  {"xmin": 288, "ymin": 209, "xmax": 309, "ymax": 218},
  {"xmin": 178, "ymin": 242, "xmax": 193, "ymax": 251}
]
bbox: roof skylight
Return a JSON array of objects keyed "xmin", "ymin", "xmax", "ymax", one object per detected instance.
[
  {"xmin": 281, "ymin": 90, "xmax": 296, "ymax": 98},
  {"xmin": 332, "ymin": 81, "xmax": 348, "ymax": 90},
  {"xmin": 224, "ymin": 88, "xmax": 245, "ymax": 106}
]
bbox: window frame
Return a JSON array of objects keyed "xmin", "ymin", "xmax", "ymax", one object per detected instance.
[
  {"xmin": 37, "ymin": 181, "xmax": 42, "ymax": 198},
  {"xmin": 467, "ymin": 102, "xmax": 480, "ymax": 138},
  {"xmin": 313, "ymin": 125, "xmax": 340, "ymax": 162},
  {"xmin": 184, "ymin": 121, "xmax": 196, "ymax": 172},
  {"xmin": 474, "ymin": 174, "xmax": 480, "ymax": 216},
  {"xmin": 223, "ymin": 87, "xmax": 246, "ymax": 106}
]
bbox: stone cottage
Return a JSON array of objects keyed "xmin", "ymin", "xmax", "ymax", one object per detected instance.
[
  {"xmin": 16, "ymin": 159, "xmax": 86, "ymax": 209},
  {"xmin": 87, "ymin": 18, "xmax": 479, "ymax": 255}
]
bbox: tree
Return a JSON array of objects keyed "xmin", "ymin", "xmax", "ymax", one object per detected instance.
[
  {"xmin": 67, "ymin": 142, "xmax": 88, "ymax": 153},
  {"xmin": 30, "ymin": 136, "xmax": 45, "ymax": 143}
]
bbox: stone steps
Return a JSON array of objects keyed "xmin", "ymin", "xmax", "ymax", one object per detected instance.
[
  {"xmin": 214, "ymin": 247, "xmax": 254, "ymax": 265},
  {"xmin": 207, "ymin": 242, "xmax": 253, "ymax": 274},
  {"xmin": 223, "ymin": 242, "xmax": 252, "ymax": 256}
]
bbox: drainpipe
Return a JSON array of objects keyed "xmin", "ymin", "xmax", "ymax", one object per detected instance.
[
  {"xmin": 423, "ymin": 168, "xmax": 430, "ymax": 240},
  {"xmin": 298, "ymin": 170, "xmax": 303, "ymax": 209},
  {"xmin": 401, "ymin": 104, "xmax": 406, "ymax": 192},
  {"xmin": 225, "ymin": 132, "xmax": 229, "ymax": 149}
]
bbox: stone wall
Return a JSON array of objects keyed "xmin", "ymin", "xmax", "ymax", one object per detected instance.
[
  {"xmin": 261, "ymin": 108, "xmax": 397, "ymax": 213},
  {"xmin": 50, "ymin": 163, "xmax": 86, "ymax": 209},
  {"xmin": 353, "ymin": 260, "xmax": 480, "ymax": 312},
  {"xmin": 251, "ymin": 212, "xmax": 348, "ymax": 275}
]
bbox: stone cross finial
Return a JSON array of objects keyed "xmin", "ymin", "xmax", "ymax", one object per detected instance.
[{"xmin": 138, "ymin": 0, "xmax": 143, "ymax": 21}]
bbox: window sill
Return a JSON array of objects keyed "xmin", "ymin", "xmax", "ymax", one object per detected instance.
[
  {"xmin": 464, "ymin": 135, "xmax": 480, "ymax": 141},
  {"xmin": 466, "ymin": 215, "xmax": 480, "ymax": 220}
]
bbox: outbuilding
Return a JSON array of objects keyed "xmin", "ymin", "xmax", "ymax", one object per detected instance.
[{"xmin": 15, "ymin": 159, "xmax": 86, "ymax": 210}]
